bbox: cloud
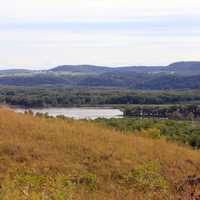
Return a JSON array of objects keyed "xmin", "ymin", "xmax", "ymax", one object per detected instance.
[
  {"xmin": 0, "ymin": 0, "xmax": 199, "ymax": 68},
  {"xmin": 0, "ymin": 28, "xmax": 199, "ymax": 68}
]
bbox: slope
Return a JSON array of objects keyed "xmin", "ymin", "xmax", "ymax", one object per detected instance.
[{"xmin": 0, "ymin": 108, "xmax": 199, "ymax": 199}]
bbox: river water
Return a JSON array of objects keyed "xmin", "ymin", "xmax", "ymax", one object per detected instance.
[{"xmin": 14, "ymin": 107, "xmax": 123, "ymax": 119}]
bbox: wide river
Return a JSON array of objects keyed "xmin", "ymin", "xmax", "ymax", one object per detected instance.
[{"xmin": 14, "ymin": 107, "xmax": 123, "ymax": 119}]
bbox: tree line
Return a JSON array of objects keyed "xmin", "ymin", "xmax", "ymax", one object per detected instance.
[
  {"xmin": 1, "ymin": 86, "xmax": 200, "ymax": 108},
  {"xmin": 123, "ymin": 105, "xmax": 200, "ymax": 120}
]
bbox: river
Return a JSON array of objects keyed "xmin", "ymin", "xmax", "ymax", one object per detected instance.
[{"xmin": 14, "ymin": 107, "xmax": 123, "ymax": 119}]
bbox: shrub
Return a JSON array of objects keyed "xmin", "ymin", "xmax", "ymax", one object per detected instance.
[
  {"xmin": 16, "ymin": 172, "xmax": 46, "ymax": 190},
  {"xmin": 127, "ymin": 161, "xmax": 169, "ymax": 198},
  {"xmin": 79, "ymin": 173, "xmax": 97, "ymax": 191}
]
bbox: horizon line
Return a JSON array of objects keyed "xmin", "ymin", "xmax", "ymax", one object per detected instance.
[{"xmin": 0, "ymin": 60, "xmax": 199, "ymax": 71}]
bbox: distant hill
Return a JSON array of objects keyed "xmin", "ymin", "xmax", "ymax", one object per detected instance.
[
  {"xmin": 0, "ymin": 69, "xmax": 33, "ymax": 75},
  {"xmin": 168, "ymin": 61, "xmax": 200, "ymax": 70},
  {"xmin": 0, "ymin": 61, "xmax": 200, "ymax": 89},
  {"xmin": 49, "ymin": 65, "xmax": 111, "ymax": 74},
  {"xmin": 49, "ymin": 61, "xmax": 200, "ymax": 75},
  {"xmin": 136, "ymin": 74, "xmax": 200, "ymax": 90},
  {"xmin": 115, "ymin": 61, "xmax": 200, "ymax": 75},
  {"xmin": 167, "ymin": 61, "xmax": 200, "ymax": 75}
]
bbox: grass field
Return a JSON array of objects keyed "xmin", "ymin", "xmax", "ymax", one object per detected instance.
[{"xmin": 0, "ymin": 108, "xmax": 199, "ymax": 199}]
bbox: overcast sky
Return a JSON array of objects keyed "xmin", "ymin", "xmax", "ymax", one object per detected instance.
[{"xmin": 0, "ymin": 0, "xmax": 200, "ymax": 69}]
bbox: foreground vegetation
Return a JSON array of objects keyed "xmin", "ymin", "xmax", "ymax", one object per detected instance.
[
  {"xmin": 0, "ymin": 108, "xmax": 200, "ymax": 199},
  {"xmin": 95, "ymin": 118, "xmax": 200, "ymax": 149}
]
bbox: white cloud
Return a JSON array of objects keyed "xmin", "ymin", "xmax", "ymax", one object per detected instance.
[
  {"xmin": 0, "ymin": 28, "xmax": 199, "ymax": 68},
  {"xmin": 0, "ymin": 0, "xmax": 199, "ymax": 68}
]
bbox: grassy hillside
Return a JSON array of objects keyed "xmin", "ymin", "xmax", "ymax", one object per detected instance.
[{"xmin": 0, "ymin": 109, "xmax": 200, "ymax": 199}]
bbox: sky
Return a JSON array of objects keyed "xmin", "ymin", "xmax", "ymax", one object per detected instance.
[{"xmin": 0, "ymin": 0, "xmax": 200, "ymax": 69}]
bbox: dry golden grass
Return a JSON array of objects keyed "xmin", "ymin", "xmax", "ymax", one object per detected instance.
[{"xmin": 0, "ymin": 108, "xmax": 199, "ymax": 199}]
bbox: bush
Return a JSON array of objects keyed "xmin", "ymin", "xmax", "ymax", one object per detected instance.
[
  {"xmin": 79, "ymin": 173, "xmax": 97, "ymax": 191},
  {"xmin": 127, "ymin": 161, "xmax": 169, "ymax": 198},
  {"xmin": 189, "ymin": 134, "xmax": 200, "ymax": 148}
]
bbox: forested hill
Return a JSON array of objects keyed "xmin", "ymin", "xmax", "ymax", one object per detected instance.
[
  {"xmin": 49, "ymin": 65, "xmax": 111, "ymax": 74},
  {"xmin": 0, "ymin": 61, "xmax": 200, "ymax": 89},
  {"xmin": 49, "ymin": 61, "xmax": 200, "ymax": 75}
]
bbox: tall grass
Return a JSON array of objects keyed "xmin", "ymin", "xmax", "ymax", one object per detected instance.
[{"xmin": 0, "ymin": 108, "xmax": 199, "ymax": 199}]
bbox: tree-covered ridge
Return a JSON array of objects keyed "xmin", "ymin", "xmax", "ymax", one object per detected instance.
[
  {"xmin": 1, "ymin": 73, "xmax": 200, "ymax": 90},
  {"xmin": 0, "ymin": 61, "xmax": 200, "ymax": 89}
]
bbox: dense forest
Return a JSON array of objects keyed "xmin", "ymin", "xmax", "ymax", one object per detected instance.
[
  {"xmin": 1, "ymin": 86, "xmax": 200, "ymax": 107},
  {"xmin": 1, "ymin": 73, "xmax": 200, "ymax": 90}
]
